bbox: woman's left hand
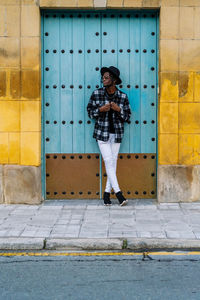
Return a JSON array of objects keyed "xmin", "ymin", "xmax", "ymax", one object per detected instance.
[{"xmin": 110, "ymin": 102, "xmax": 121, "ymax": 112}]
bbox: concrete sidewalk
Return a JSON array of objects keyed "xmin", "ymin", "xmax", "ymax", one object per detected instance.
[{"xmin": 1, "ymin": 199, "xmax": 200, "ymax": 251}]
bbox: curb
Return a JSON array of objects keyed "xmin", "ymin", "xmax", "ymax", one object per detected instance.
[
  {"xmin": 0, "ymin": 238, "xmax": 200, "ymax": 251},
  {"xmin": 45, "ymin": 238, "xmax": 124, "ymax": 250},
  {"xmin": 126, "ymin": 238, "xmax": 200, "ymax": 251},
  {"xmin": 0, "ymin": 238, "xmax": 44, "ymax": 250}
]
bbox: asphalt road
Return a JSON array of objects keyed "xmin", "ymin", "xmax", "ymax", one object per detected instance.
[{"xmin": 0, "ymin": 252, "xmax": 200, "ymax": 300}]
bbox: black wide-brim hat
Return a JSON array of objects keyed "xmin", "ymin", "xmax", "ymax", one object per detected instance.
[{"xmin": 100, "ymin": 66, "xmax": 122, "ymax": 85}]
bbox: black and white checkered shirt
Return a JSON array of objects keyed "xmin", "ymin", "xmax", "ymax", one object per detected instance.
[{"xmin": 87, "ymin": 87, "xmax": 131, "ymax": 143}]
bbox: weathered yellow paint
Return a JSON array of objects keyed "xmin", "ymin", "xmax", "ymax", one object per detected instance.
[
  {"xmin": 179, "ymin": 134, "xmax": 200, "ymax": 165},
  {"xmin": 21, "ymin": 101, "xmax": 41, "ymax": 132},
  {"xmin": 0, "ymin": 133, "xmax": 9, "ymax": 164},
  {"xmin": 21, "ymin": 70, "xmax": 40, "ymax": 100},
  {"xmin": 0, "ymin": 71, "xmax": 6, "ymax": 98},
  {"xmin": 0, "ymin": 252, "xmax": 140, "ymax": 257},
  {"xmin": 180, "ymin": 0, "xmax": 200, "ymax": 7},
  {"xmin": 22, "ymin": 0, "xmax": 36, "ymax": 3},
  {"xmin": 0, "ymin": 7, "xmax": 5, "ymax": 36},
  {"xmin": 194, "ymin": 72, "xmax": 200, "ymax": 102},
  {"xmin": 40, "ymin": 0, "xmax": 77, "ymax": 8},
  {"xmin": 0, "ymin": 0, "xmax": 20, "ymax": 4},
  {"xmin": 107, "ymin": 0, "xmax": 123, "ymax": 7},
  {"xmin": 159, "ymin": 71, "xmax": 200, "ymax": 164},
  {"xmin": 78, "ymin": 0, "xmax": 93, "ymax": 7},
  {"xmin": 8, "ymin": 132, "xmax": 20, "ymax": 164},
  {"xmin": 10, "ymin": 70, "xmax": 20, "ymax": 99},
  {"xmin": 159, "ymin": 103, "xmax": 178, "ymax": 133},
  {"xmin": 160, "ymin": 6, "xmax": 179, "ymax": 39},
  {"xmin": 194, "ymin": 7, "xmax": 200, "ymax": 39},
  {"xmin": 0, "ymin": 37, "xmax": 20, "ymax": 68},
  {"xmin": 5, "ymin": 6, "xmax": 20, "ymax": 37},
  {"xmin": 160, "ymin": 40, "xmax": 179, "ymax": 72},
  {"xmin": 159, "ymin": 134, "xmax": 178, "ymax": 164},
  {"xmin": 178, "ymin": 72, "xmax": 194, "ymax": 102},
  {"xmin": 0, "ymin": 6, "xmax": 20, "ymax": 37},
  {"xmin": 179, "ymin": 103, "xmax": 200, "ymax": 134},
  {"xmin": 21, "ymin": 132, "xmax": 40, "ymax": 166},
  {"xmin": 160, "ymin": 72, "xmax": 179, "ymax": 102},
  {"xmin": 21, "ymin": 0, "xmax": 38, "ymax": 5},
  {"xmin": 21, "ymin": 37, "xmax": 40, "ymax": 70},
  {"xmin": 161, "ymin": 0, "xmax": 179, "ymax": 6},
  {"xmin": 179, "ymin": 40, "xmax": 200, "ymax": 72},
  {"xmin": 0, "ymin": 251, "xmax": 200, "ymax": 257},
  {"xmin": 6, "ymin": 70, "xmax": 11, "ymax": 99},
  {"xmin": 21, "ymin": 5, "xmax": 40, "ymax": 37},
  {"xmin": 179, "ymin": 7, "xmax": 194, "ymax": 39},
  {"xmin": 141, "ymin": 0, "xmax": 160, "ymax": 6},
  {"xmin": 0, "ymin": 101, "xmax": 20, "ymax": 132},
  {"xmin": 0, "ymin": 70, "xmax": 20, "ymax": 101},
  {"xmin": 123, "ymin": 0, "xmax": 142, "ymax": 7}
]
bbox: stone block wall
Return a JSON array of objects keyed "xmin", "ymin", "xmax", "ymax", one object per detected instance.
[
  {"xmin": 0, "ymin": 0, "xmax": 41, "ymax": 203},
  {"xmin": 0, "ymin": 0, "xmax": 200, "ymax": 203},
  {"xmin": 158, "ymin": 0, "xmax": 200, "ymax": 201}
]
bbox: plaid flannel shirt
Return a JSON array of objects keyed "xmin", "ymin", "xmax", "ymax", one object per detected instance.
[{"xmin": 87, "ymin": 87, "xmax": 131, "ymax": 143}]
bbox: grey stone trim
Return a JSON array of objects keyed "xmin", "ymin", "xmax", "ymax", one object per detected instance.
[
  {"xmin": 94, "ymin": 0, "xmax": 107, "ymax": 7},
  {"xmin": 1, "ymin": 165, "xmax": 43, "ymax": 205},
  {"xmin": 1, "ymin": 164, "xmax": 200, "ymax": 204},
  {"xmin": 0, "ymin": 238, "xmax": 44, "ymax": 250},
  {"xmin": 1, "ymin": 237, "xmax": 200, "ymax": 251},
  {"xmin": 157, "ymin": 165, "xmax": 200, "ymax": 202},
  {"xmin": 45, "ymin": 238, "xmax": 123, "ymax": 250},
  {"xmin": 126, "ymin": 238, "xmax": 200, "ymax": 251}
]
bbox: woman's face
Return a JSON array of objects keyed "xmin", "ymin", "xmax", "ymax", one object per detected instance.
[{"xmin": 102, "ymin": 72, "xmax": 113, "ymax": 87}]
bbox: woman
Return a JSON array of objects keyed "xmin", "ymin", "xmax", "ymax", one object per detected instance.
[{"xmin": 87, "ymin": 66, "xmax": 131, "ymax": 206}]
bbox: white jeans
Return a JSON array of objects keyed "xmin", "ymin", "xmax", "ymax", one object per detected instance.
[{"xmin": 97, "ymin": 134, "xmax": 121, "ymax": 193}]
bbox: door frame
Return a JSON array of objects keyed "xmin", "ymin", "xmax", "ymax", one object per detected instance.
[{"xmin": 40, "ymin": 9, "xmax": 160, "ymax": 200}]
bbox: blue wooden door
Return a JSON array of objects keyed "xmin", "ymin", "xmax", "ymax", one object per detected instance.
[{"xmin": 42, "ymin": 10, "xmax": 159, "ymax": 199}]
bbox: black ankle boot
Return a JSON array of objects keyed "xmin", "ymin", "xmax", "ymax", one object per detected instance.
[
  {"xmin": 115, "ymin": 191, "xmax": 128, "ymax": 206},
  {"xmin": 103, "ymin": 192, "xmax": 112, "ymax": 206}
]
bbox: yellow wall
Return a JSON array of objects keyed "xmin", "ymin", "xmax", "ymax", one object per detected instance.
[
  {"xmin": 0, "ymin": 1, "xmax": 41, "ymax": 166},
  {"xmin": 159, "ymin": 2, "xmax": 200, "ymax": 165},
  {"xmin": 0, "ymin": 0, "xmax": 200, "ymax": 166}
]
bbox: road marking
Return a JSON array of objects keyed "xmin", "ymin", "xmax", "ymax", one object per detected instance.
[
  {"xmin": 0, "ymin": 251, "xmax": 200, "ymax": 257},
  {"xmin": 0, "ymin": 252, "xmax": 140, "ymax": 257}
]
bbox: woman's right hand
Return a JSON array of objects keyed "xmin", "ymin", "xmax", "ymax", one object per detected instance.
[{"xmin": 99, "ymin": 103, "xmax": 111, "ymax": 112}]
